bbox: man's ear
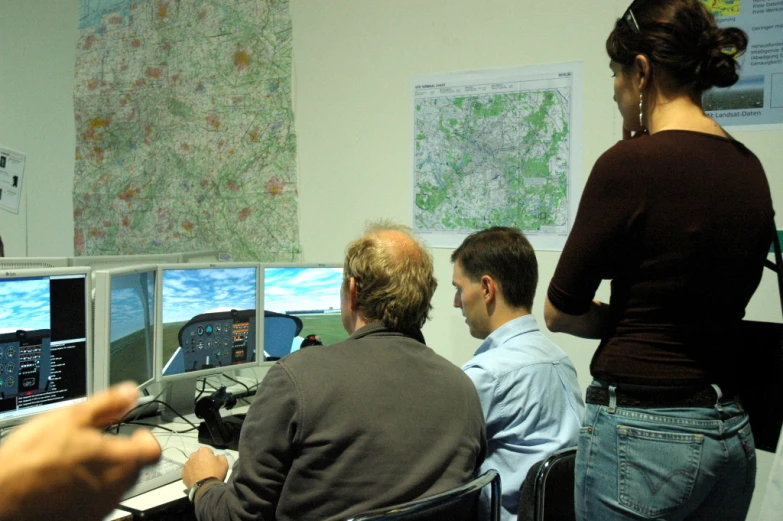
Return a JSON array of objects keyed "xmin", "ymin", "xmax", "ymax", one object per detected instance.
[
  {"xmin": 481, "ymin": 275, "xmax": 496, "ymax": 304},
  {"xmin": 348, "ymin": 277, "xmax": 359, "ymax": 311}
]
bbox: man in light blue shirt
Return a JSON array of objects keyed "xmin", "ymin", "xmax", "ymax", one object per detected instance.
[{"xmin": 452, "ymin": 227, "xmax": 584, "ymax": 521}]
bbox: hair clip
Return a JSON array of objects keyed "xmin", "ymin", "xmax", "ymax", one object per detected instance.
[{"xmin": 721, "ymin": 46, "xmax": 737, "ymax": 56}]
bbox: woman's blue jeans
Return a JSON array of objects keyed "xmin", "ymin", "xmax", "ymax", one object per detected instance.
[{"xmin": 575, "ymin": 381, "xmax": 756, "ymax": 521}]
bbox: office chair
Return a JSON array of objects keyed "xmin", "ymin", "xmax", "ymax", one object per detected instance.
[
  {"xmin": 517, "ymin": 447, "xmax": 577, "ymax": 521},
  {"xmin": 344, "ymin": 469, "xmax": 501, "ymax": 521}
]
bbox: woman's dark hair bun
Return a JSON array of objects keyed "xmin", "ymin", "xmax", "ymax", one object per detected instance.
[
  {"xmin": 606, "ymin": 0, "xmax": 750, "ymax": 93},
  {"xmin": 695, "ymin": 27, "xmax": 747, "ymax": 90}
]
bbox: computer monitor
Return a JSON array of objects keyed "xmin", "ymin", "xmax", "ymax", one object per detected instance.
[
  {"xmin": 156, "ymin": 263, "xmax": 261, "ymax": 382},
  {"xmin": 92, "ymin": 265, "xmax": 157, "ymax": 392},
  {"xmin": 69, "ymin": 253, "xmax": 181, "ymax": 271},
  {"xmin": 0, "ymin": 257, "xmax": 70, "ymax": 269},
  {"xmin": 260, "ymin": 263, "xmax": 347, "ymax": 360},
  {"xmin": 0, "ymin": 267, "xmax": 91, "ymax": 428}
]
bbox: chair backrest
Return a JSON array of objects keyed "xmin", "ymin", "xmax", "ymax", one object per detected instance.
[
  {"xmin": 517, "ymin": 447, "xmax": 577, "ymax": 521},
  {"xmin": 344, "ymin": 469, "xmax": 501, "ymax": 521}
]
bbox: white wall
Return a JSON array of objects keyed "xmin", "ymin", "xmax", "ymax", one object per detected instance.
[
  {"xmin": 2, "ymin": 0, "xmax": 781, "ymax": 518},
  {"xmin": 291, "ymin": 0, "xmax": 621, "ymax": 370},
  {"xmin": 0, "ymin": 0, "xmax": 78, "ymax": 257}
]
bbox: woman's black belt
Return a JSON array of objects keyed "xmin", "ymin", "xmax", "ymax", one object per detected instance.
[{"xmin": 585, "ymin": 385, "xmax": 738, "ymax": 409}]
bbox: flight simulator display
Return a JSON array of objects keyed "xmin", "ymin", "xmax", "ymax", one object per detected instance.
[
  {"xmin": 158, "ymin": 264, "xmax": 260, "ymax": 381},
  {"xmin": 261, "ymin": 264, "xmax": 347, "ymax": 360},
  {"xmin": 93, "ymin": 265, "xmax": 157, "ymax": 391},
  {"xmin": 0, "ymin": 268, "xmax": 90, "ymax": 428}
]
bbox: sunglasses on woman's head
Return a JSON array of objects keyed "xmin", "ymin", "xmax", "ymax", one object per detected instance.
[{"xmin": 622, "ymin": 0, "xmax": 642, "ymax": 34}]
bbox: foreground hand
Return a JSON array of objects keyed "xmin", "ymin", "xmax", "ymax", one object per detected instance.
[
  {"xmin": 183, "ymin": 447, "xmax": 230, "ymax": 488},
  {"xmin": 0, "ymin": 382, "xmax": 161, "ymax": 521}
]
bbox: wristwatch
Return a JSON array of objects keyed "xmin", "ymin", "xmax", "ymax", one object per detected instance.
[{"xmin": 188, "ymin": 477, "xmax": 221, "ymax": 503}]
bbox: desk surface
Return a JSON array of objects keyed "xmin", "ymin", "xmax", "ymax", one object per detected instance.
[
  {"xmin": 103, "ymin": 509, "xmax": 133, "ymax": 521},
  {"xmin": 111, "ymin": 403, "xmax": 246, "ymax": 517}
]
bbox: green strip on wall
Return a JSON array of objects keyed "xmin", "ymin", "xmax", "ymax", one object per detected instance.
[{"xmin": 771, "ymin": 231, "xmax": 783, "ymax": 253}]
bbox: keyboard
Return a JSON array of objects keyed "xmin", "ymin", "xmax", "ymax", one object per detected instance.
[{"xmin": 122, "ymin": 456, "xmax": 184, "ymax": 500}]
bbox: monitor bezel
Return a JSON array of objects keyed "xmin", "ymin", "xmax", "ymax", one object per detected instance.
[
  {"xmin": 177, "ymin": 250, "xmax": 221, "ymax": 263},
  {"xmin": 0, "ymin": 266, "xmax": 92, "ymax": 429},
  {"xmin": 92, "ymin": 264, "xmax": 158, "ymax": 393},
  {"xmin": 259, "ymin": 262, "xmax": 345, "ymax": 365},
  {"xmin": 69, "ymin": 253, "xmax": 181, "ymax": 270},
  {"xmin": 0, "ymin": 257, "xmax": 70, "ymax": 269},
  {"xmin": 155, "ymin": 262, "xmax": 262, "ymax": 383}
]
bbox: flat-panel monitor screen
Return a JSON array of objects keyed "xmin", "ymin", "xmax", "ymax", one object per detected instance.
[
  {"xmin": 261, "ymin": 264, "xmax": 347, "ymax": 360},
  {"xmin": 93, "ymin": 265, "xmax": 157, "ymax": 391},
  {"xmin": 157, "ymin": 263, "xmax": 260, "ymax": 381},
  {"xmin": 0, "ymin": 267, "xmax": 91, "ymax": 427}
]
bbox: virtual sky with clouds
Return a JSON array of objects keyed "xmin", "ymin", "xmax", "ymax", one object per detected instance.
[
  {"xmin": 108, "ymin": 271, "xmax": 156, "ymax": 342},
  {"xmin": 263, "ymin": 266, "xmax": 343, "ymax": 314},
  {"xmin": 162, "ymin": 266, "xmax": 257, "ymax": 324},
  {"xmin": 0, "ymin": 277, "xmax": 51, "ymax": 333}
]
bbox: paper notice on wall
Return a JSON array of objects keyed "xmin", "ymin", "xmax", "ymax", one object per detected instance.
[{"xmin": 0, "ymin": 147, "xmax": 26, "ymax": 214}]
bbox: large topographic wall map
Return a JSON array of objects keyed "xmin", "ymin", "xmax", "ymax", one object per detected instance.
[
  {"xmin": 74, "ymin": 0, "xmax": 299, "ymax": 261},
  {"xmin": 413, "ymin": 63, "xmax": 583, "ymax": 250}
]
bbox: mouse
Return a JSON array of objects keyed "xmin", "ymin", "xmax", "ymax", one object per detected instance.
[{"xmin": 213, "ymin": 449, "xmax": 236, "ymax": 467}]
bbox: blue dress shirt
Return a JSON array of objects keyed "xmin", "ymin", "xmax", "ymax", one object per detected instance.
[{"xmin": 462, "ymin": 314, "xmax": 584, "ymax": 521}]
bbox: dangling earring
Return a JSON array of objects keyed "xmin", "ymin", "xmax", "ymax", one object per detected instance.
[{"xmin": 638, "ymin": 91, "xmax": 644, "ymax": 129}]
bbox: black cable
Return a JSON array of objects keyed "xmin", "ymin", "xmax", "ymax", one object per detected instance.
[
  {"xmin": 123, "ymin": 420, "xmax": 198, "ymax": 434},
  {"xmin": 108, "ymin": 400, "xmax": 161, "ymax": 435},
  {"xmin": 155, "ymin": 400, "xmax": 199, "ymax": 430},
  {"xmin": 105, "ymin": 399, "xmax": 199, "ymax": 434},
  {"xmin": 195, "ymin": 378, "xmax": 208, "ymax": 406},
  {"xmin": 223, "ymin": 373, "xmax": 252, "ymax": 397}
]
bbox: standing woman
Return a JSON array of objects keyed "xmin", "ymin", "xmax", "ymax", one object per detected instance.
[{"xmin": 544, "ymin": 1, "xmax": 774, "ymax": 520}]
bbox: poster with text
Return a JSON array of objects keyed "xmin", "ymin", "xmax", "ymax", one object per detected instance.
[{"xmin": 702, "ymin": 0, "xmax": 783, "ymax": 130}]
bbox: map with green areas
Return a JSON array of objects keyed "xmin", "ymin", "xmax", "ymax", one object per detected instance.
[
  {"xmin": 702, "ymin": 0, "xmax": 741, "ymax": 17},
  {"xmin": 74, "ymin": 0, "xmax": 300, "ymax": 261},
  {"xmin": 413, "ymin": 63, "xmax": 581, "ymax": 249}
]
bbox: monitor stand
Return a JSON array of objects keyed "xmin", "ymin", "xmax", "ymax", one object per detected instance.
[{"xmin": 160, "ymin": 379, "xmax": 198, "ymax": 422}]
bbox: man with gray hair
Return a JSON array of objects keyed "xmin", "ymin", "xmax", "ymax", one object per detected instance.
[{"xmin": 184, "ymin": 221, "xmax": 487, "ymax": 521}]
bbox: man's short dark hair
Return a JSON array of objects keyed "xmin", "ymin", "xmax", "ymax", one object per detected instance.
[{"xmin": 451, "ymin": 226, "xmax": 538, "ymax": 310}]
